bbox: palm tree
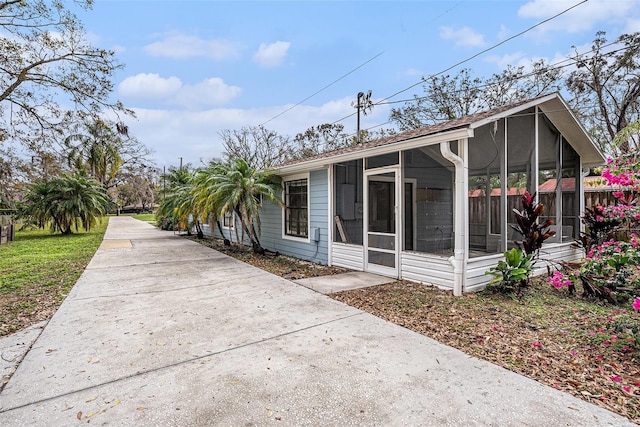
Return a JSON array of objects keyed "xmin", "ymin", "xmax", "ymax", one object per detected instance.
[
  {"xmin": 192, "ymin": 161, "xmax": 230, "ymax": 243},
  {"xmin": 197, "ymin": 158, "xmax": 283, "ymax": 253},
  {"xmin": 20, "ymin": 174, "xmax": 110, "ymax": 235},
  {"xmin": 156, "ymin": 167, "xmax": 205, "ymax": 238},
  {"xmin": 64, "ymin": 120, "xmax": 124, "ymax": 188}
]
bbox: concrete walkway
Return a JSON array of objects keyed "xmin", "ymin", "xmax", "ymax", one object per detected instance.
[{"xmin": 0, "ymin": 217, "xmax": 633, "ymax": 426}]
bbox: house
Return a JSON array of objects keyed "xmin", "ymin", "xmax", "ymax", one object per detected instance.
[{"xmin": 206, "ymin": 93, "xmax": 605, "ymax": 295}]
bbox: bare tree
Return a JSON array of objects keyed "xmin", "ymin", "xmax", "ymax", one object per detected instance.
[
  {"xmin": 390, "ymin": 69, "xmax": 483, "ymax": 131},
  {"xmin": 220, "ymin": 126, "xmax": 291, "ymax": 170},
  {"xmin": 390, "ymin": 63, "xmax": 563, "ymax": 132},
  {"xmin": 0, "ymin": 0, "xmax": 132, "ymax": 149},
  {"xmin": 291, "ymin": 123, "xmax": 352, "ymax": 160},
  {"xmin": 483, "ymin": 60, "xmax": 563, "ymax": 109},
  {"xmin": 566, "ymin": 31, "xmax": 640, "ymax": 155}
]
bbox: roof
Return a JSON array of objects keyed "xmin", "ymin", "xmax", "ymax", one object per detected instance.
[
  {"xmin": 275, "ymin": 92, "xmax": 605, "ymax": 175},
  {"xmin": 468, "ymin": 187, "xmax": 528, "ymax": 197},
  {"xmin": 468, "ymin": 176, "xmax": 617, "ymax": 197}
]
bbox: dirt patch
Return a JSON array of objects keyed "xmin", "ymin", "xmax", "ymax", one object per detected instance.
[{"xmin": 184, "ymin": 236, "xmax": 349, "ymax": 280}]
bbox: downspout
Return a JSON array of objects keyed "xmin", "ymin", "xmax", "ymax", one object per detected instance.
[{"xmin": 440, "ymin": 140, "xmax": 468, "ymax": 296}]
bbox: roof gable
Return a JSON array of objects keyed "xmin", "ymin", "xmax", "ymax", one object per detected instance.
[{"xmin": 275, "ymin": 92, "xmax": 604, "ymax": 174}]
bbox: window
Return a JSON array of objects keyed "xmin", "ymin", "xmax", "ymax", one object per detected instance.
[
  {"xmin": 223, "ymin": 211, "xmax": 234, "ymax": 228},
  {"xmin": 284, "ymin": 178, "xmax": 308, "ymax": 238}
]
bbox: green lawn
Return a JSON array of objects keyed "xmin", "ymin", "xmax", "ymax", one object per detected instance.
[
  {"xmin": 0, "ymin": 220, "xmax": 108, "ymax": 336},
  {"xmin": 110, "ymin": 213, "xmax": 156, "ymax": 224},
  {"xmin": 130, "ymin": 213, "xmax": 155, "ymax": 223}
]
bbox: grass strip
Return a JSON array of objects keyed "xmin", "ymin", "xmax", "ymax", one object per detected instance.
[{"xmin": 0, "ymin": 219, "xmax": 108, "ymax": 336}]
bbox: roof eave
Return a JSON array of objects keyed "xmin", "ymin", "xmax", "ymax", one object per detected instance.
[{"xmin": 274, "ymin": 127, "xmax": 474, "ymax": 175}]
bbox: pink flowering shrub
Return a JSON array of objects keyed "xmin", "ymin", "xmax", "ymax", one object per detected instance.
[{"xmin": 549, "ymin": 153, "xmax": 640, "ymax": 342}]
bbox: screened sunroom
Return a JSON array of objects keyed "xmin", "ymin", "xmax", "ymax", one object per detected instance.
[{"xmin": 271, "ymin": 93, "xmax": 604, "ymax": 295}]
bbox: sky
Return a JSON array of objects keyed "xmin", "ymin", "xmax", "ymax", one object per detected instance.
[{"xmin": 75, "ymin": 0, "xmax": 640, "ymax": 169}]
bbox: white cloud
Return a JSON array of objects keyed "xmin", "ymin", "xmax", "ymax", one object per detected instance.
[
  {"xmin": 118, "ymin": 73, "xmax": 241, "ymax": 108},
  {"xmin": 497, "ymin": 25, "xmax": 510, "ymax": 41},
  {"xmin": 400, "ymin": 68, "xmax": 423, "ymax": 78},
  {"xmin": 175, "ymin": 78, "xmax": 242, "ymax": 108},
  {"xmin": 439, "ymin": 26, "xmax": 486, "ymax": 47},
  {"xmin": 626, "ymin": 17, "xmax": 640, "ymax": 33},
  {"xmin": 124, "ymin": 97, "xmax": 390, "ymax": 167},
  {"xmin": 518, "ymin": 0, "xmax": 640, "ymax": 34},
  {"xmin": 485, "ymin": 52, "xmax": 526, "ymax": 70},
  {"xmin": 252, "ymin": 41, "xmax": 291, "ymax": 68},
  {"xmin": 144, "ymin": 33, "xmax": 240, "ymax": 60},
  {"xmin": 119, "ymin": 73, "xmax": 182, "ymax": 99}
]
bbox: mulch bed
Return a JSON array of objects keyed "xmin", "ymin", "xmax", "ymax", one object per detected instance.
[{"xmin": 331, "ymin": 280, "xmax": 640, "ymax": 424}]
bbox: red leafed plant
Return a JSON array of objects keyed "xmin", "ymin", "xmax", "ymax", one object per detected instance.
[{"xmin": 511, "ymin": 191, "xmax": 556, "ymax": 258}]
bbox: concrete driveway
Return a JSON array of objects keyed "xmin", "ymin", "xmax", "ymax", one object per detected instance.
[{"xmin": 0, "ymin": 216, "xmax": 633, "ymax": 426}]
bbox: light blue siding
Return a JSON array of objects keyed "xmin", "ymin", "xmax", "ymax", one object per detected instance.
[
  {"xmin": 260, "ymin": 169, "xmax": 329, "ymax": 264},
  {"xmin": 203, "ymin": 169, "xmax": 330, "ymax": 264}
]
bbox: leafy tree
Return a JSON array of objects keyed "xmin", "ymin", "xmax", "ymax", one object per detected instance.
[
  {"xmin": 566, "ymin": 31, "xmax": 640, "ymax": 155},
  {"xmin": 220, "ymin": 126, "xmax": 291, "ymax": 170},
  {"xmin": 0, "ymin": 0, "xmax": 131, "ymax": 148},
  {"xmin": 19, "ymin": 173, "xmax": 110, "ymax": 235}
]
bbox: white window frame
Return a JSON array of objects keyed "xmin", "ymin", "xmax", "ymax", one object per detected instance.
[
  {"xmin": 222, "ymin": 210, "xmax": 235, "ymax": 229},
  {"xmin": 282, "ymin": 172, "xmax": 311, "ymax": 243}
]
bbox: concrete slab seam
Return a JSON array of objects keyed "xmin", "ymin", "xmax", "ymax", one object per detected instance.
[
  {"xmin": 71, "ymin": 280, "xmax": 281, "ymax": 301},
  {"xmin": 0, "ymin": 321, "xmax": 47, "ymax": 394},
  {"xmin": 0, "ymin": 311, "xmax": 364, "ymax": 414},
  {"xmin": 85, "ymin": 256, "xmax": 226, "ymax": 271}
]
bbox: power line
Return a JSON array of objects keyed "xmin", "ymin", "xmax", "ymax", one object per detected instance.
[
  {"xmin": 329, "ymin": 0, "xmax": 592, "ymax": 130},
  {"xmin": 377, "ymin": 40, "xmax": 633, "ymax": 107},
  {"xmin": 339, "ymin": 39, "xmax": 640, "ymax": 140},
  {"xmin": 259, "ymin": 1, "xmax": 466, "ymax": 127},
  {"xmin": 377, "ymin": 0, "xmax": 589, "ymax": 106},
  {"xmin": 259, "ymin": 51, "xmax": 385, "ymax": 127}
]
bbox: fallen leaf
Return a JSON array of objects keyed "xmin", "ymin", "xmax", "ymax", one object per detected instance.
[
  {"xmin": 136, "ymin": 407, "xmax": 146, "ymax": 411},
  {"xmin": 111, "ymin": 400, "xmax": 121, "ymax": 408},
  {"xmin": 156, "ymin": 342, "xmax": 165, "ymax": 347},
  {"xmin": 85, "ymin": 397, "xmax": 97, "ymax": 403},
  {"xmin": 76, "ymin": 411, "xmax": 82, "ymax": 420}
]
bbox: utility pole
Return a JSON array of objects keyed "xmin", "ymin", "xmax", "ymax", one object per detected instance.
[{"xmin": 352, "ymin": 90, "xmax": 373, "ymax": 144}]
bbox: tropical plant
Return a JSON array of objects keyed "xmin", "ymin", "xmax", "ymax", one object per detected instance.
[
  {"xmin": 191, "ymin": 161, "xmax": 231, "ymax": 243},
  {"xmin": 577, "ymin": 204, "xmax": 622, "ymax": 252},
  {"xmin": 485, "ymin": 248, "xmax": 534, "ymax": 294},
  {"xmin": 196, "ymin": 158, "xmax": 283, "ymax": 253},
  {"xmin": 510, "ymin": 191, "xmax": 556, "ymax": 258},
  {"xmin": 64, "ymin": 120, "xmax": 125, "ymax": 187},
  {"xmin": 155, "ymin": 167, "xmax": 203, "ymax": 237},
  {"xmin": 19, "ymin": 174, "xmax": 110, "ymax": 235}
]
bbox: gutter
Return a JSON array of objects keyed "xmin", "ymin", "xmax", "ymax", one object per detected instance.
[{"xmin": 440, "ymin": 140, "xmax": 468, "ymax": 296}]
